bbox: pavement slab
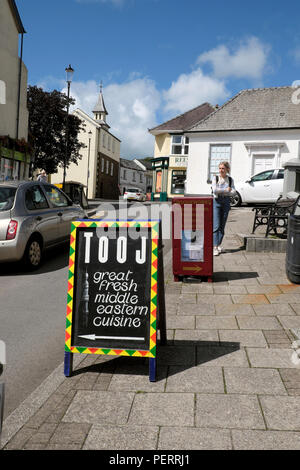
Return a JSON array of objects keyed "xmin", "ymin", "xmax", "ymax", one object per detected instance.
[
  {"xmin": 195, "ymin": 394, "xmax": 266, "ymax": 430},
  {"xmin": 223, "ymin": 367, "xmax": 287, "ymax": 395},
  {"xmin": 158, "ymin": 427, "xmax": 232, "ymax": 450}
]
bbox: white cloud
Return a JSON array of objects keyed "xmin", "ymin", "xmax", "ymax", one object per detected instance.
[
  {"xmin": 62, "ymin": 78, "xmax": 161, "ymax": 158},
  {"xmin": 162, "ymin": 68, "xmax": 230, "ymax": 115},
  {"xmin": 197, "ymin": 37, "xmax": 270, "ymax": 80}
]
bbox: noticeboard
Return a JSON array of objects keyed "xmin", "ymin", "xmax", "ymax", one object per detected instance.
[{"xmin": 65, "ymin": 220, "xmax": 160, "ymax": 359}]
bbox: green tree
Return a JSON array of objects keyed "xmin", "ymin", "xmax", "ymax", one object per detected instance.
[{"xmin": 27, "ymin": 85, "xmax": 86, "ymax": 174}]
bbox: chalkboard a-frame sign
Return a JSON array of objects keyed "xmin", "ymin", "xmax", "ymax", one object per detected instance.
[{"xmin": 64, "ymin": 220, "xmax": 166, "ymax": 381}]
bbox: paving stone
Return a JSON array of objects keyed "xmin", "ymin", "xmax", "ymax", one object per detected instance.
[
  {"xmin": 174, "ymin": 329, "xmax": 219, "ymax": 343},
  {"xmin": 3, "ymin": 426, "xmax": 36, "ymax": 450},
  {"xmin": 179, "ymin": 294, "xmax": 197, "ymax": 304},
  {"xmin": 213, "ymin": 285, "xmax": 247, "ymax": 294},
  {"xmin": 247, "ymin": 348, "xmax": 297, "ymax": 368},
  {"xmin": 224, "ymin": 367, "xmax": 287, "ymax": 395},
  {"xmin": 178, "ymin": 303, "xmax": 215, "ymax": 316},
  {"xmin": 258, "ymin": 277, "xmax": 290, "ymax": 285},
  {"xmin": 237, "ymin": 316, "xmax": 282, "ymax": 330},
  {"xmin": 232, "ymin": 429, "xmax": 300, "ymax": 450},
  {"xmin": 128, "ymin": 393, "xmax": 194, "ymax": 426},
  {"xmin": 260, "ymin": 396, "xmax": 300, "ymax": 430},
  {"xmin": 62, "ymin": 391, "xmax": 134, "ymax": 425},
  {"xmin": 158, "ymin": 427, "xmax": 232, "ymax": 450},
  {"xmin": 277, "ymin": 316, "xmax": 300, "ymax": 329},
  {"xmin": 278, "ymin": 284, "xmax": 300, "ymax": 293},
  {"xmin": 197, "ymin": 345, "xmax": 249, "ymax": 367},
  {"xmin": 49, "ymin": 422, "xmax": 92, "ymax": 445},
  {"xmin": 267, "ymin": 293, "xmax": 300, "ymax": 304},
  {"xmin": 182, "ymin": 284, "xmax": 213, "ymax": 293},
  {"xmin": 83, "ymin": 425, "xmax": 159, "ymax": 450},
  {"xmin": 253, "ymin": 304, "xmax": 295, "ymax": 316},
  {"xmin": 279, "ymin": 368, "xmax": 300, "ymax": 395},
  {"xmin": 196, "ymin": 316, "xmax": 238, "ymax": 330},
  {"xmin": 232, "ymin": 294, "xmax": 269, "ymax": 304},
  {"xmin": 197, "ymin": 294, "xmax": 233, "ymax": 304},
  {"xmin": 108, "ymin": 365, "xmax": 167, "ymax": 392},
  {"xmin": 157, "ymin": 345, "xmax": 195, "ymax": 366},
  {"xmin": 167, "ymin": 315, "xmax": 195, "ymax": 330},
  {"xmin": 195, "ymin": 394, "xmax": 265, "ymax": 429},
  {"xmin": 290, "ymin": 304, "xmax": 300, "ymax": 315},
  {"xmin": 246, "ymin": 285, "xmax": 281, "ymax": 294},
  {"xmin": 219, "ymin": 330, "xmax": 267, "ymax": 347},
  {"xmin": 215, "ymin": 304, "xmax": 255, "ymax": 316},
  {"xmin": 263, "ymin": 330, "xmax": 292, "ymax": 349},
  {"xmin": 166, "ymin": 366, "xmax": 225, "ymax": 393}
]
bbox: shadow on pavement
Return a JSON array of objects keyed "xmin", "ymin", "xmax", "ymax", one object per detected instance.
[
  {"xmin": 71, "ymin": 340, "xmax": 240, "ymax": 381},
  {"xmin": 0, "ymin": 243, "xmax": 70, "ymax": 277},
  {"xmin": 212, "ymin": 271, "xmax": 258, "ymax": 282}
]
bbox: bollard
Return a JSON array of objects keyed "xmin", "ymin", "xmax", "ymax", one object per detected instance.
[{"xmin": 286, "ymin": 214, "xmax": 300, "ymax": 284}]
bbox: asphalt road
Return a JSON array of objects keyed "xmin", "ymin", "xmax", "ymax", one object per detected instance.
[{"xmin": 0, "ymin": 201, "xmax": 172, "ymax": 419}]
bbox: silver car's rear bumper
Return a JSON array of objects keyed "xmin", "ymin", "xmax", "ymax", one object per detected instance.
[{"xmin": 0, "ymin": 238, "xmax": 25, "ymax": 262}]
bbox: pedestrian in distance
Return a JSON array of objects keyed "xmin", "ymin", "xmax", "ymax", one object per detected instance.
[
  {"xmin": 37, "ymin": 169, "xmax": 47, "ymax": 182},
  {"xmin": 211, "ymin": 161, "xmax": 236, "ymax": 256}
]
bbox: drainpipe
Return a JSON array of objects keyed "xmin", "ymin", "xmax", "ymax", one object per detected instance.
[{"xmin": 16, "ymin": 32, "xmax": 24, "ymax": 140}]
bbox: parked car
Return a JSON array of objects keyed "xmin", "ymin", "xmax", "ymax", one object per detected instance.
[
  {"xmin": 230, "ymin": 168, "xmax": 284, "ymax": 207},
  {"xmin": 0, "ymin": 181, "xmax": 87, "ymax": 269},
  {"xmin": 123, "ymin": 188, "xmax": 146, "ymax": 202}
]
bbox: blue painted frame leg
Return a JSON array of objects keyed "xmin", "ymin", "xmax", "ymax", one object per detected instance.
[
  {"xmin": 149, "ymin": 357, "xmax": 156, "ymax": 382},
  {"xmin": 64, "ymin": 351, "xmax": 73, "ymax": 377}
]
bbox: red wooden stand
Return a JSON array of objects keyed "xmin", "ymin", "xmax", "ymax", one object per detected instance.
[{"xmin": 172, "ymin": 197, "xmax": 213, "ymax": 282}]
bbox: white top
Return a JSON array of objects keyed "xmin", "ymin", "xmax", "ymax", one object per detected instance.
[{"xmin": 212, "ymin": 175, "xmax": 236, "ymax": 198}]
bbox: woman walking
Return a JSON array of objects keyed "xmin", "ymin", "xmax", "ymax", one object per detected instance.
[{"xmin": 212, "ymin": 161, "xmax": 236, "ymax": 256}]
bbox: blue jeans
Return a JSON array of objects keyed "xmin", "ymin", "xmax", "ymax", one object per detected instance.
[{"xmin": 213, "ymin": 197, "xmax": 231, "ymax": 247}]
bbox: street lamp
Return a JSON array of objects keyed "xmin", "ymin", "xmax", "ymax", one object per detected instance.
[
  {"xmin": 86, "ymin": 130, "xmax": 92, "ymax": 200},
  {"xmin": 63, "ymin": 64, "xmax": 74, "ymax": 191}
]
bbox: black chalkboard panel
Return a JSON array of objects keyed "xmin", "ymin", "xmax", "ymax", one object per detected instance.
[{"xmin": 65, "ymin": 220, "xmax": 160, "ymax": 357}]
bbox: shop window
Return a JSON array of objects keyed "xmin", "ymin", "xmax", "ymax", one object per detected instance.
[{"xmin": 171, "ymin": 170, "xmax": 186, "ymax": 194}]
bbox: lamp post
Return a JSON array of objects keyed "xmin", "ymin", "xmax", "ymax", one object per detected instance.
[
  {"xmin": 86, "ymin": 130, "xmax": 92, "ymax": 200},
  {"xmin": 63, "ymin": 64, "xmax": 74, "ymax": 191}
]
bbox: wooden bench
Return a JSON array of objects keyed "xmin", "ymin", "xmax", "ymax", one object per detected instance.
[{"xmin": 252, "ymin": 196, "xmax": 298, "ymax": 238}]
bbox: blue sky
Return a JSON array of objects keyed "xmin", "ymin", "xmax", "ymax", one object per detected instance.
[{"xmin": 16, "ymin": 0, "xmax": 300, "ymax": 158}]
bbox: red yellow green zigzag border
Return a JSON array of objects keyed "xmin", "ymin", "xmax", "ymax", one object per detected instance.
[{"xmin": 65, "ymin": 220, "xmax": 159, "ymax": 358}]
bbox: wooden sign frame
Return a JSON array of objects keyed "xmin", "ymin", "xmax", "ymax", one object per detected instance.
[{"xmin": 64, "ymin": 219, "xmax": 166, "ymax": 381}]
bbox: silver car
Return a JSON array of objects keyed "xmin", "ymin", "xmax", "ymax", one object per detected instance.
[{"xmin": 0, "ymin": 180, "xmax": 87, "ymax": 269}]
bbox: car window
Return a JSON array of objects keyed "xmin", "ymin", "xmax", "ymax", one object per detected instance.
[
  {"xmin": 25, "ymin": 186, "xmax": 49, "ymax": 210},
  {"xmin": 128, "ymin": 188, "xmax": 139, "ymax": 192},
  {"xmin": 277, "ymin": 170, "xmax": 284, "ymax": 179},
  {"xmin": 0, "ymin": 187, "xmax": 16, "ymax": 211},
  {"xmin": 43, "ymin": 185, "xmax": 69, "ymax": 207},
  {"xmin": 251, "ymin": 170, "xmax": 274, "ymax": 182}
]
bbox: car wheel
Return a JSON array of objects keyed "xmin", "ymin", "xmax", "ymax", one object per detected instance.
[
  {"xmin": 230, "ymin": 192, "xmax": 242, "ymax": 207},
  {"xmin": 24, "ymin": 237, "xmax": 43, "ymax": 269}
]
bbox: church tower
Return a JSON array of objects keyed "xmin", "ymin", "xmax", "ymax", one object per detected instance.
[{"xmin": 92, "ymin": 82, "xmax": 110, "ymax": 129}]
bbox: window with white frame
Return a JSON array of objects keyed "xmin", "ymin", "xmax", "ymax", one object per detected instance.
[
  {"xmin": 106, "ymin": 160, "xmax": 109, "ymax": 174},
  {"xmin": 111, "ymin": 161, "xmax": 113, "ymax": 176},
  {"xmin": 112, "ymin": 139, "xmax": 115, "ymax": 153},
  {"xmin": 103, "ymin": 133, "xmax": 106, "ymax": 148},
  {"xmin": 108, "ymin": 136, "xmax": 111, "ymax": 151},
  {"xmin": 123, "ymin": 169, "xmax": 127, "ymax": 179},
  {"xmin": 101, "ymin": 158, "xmax": 105, "ymax": 172},
  {"xmin": 208, "ymin": 144, "xmax": 231, "ymax": 182},
  {"xmin": 171, "ymin": 135, "xmax": 189, "ymax": 155}
]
